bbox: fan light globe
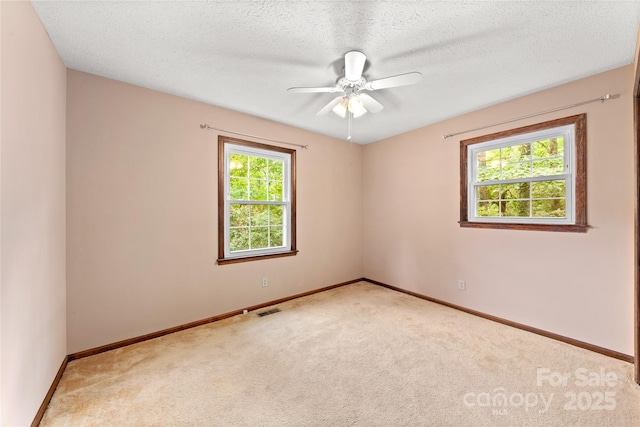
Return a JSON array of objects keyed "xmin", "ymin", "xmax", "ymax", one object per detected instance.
[
  {"xmin": 332, "ymin": 95, "xmax": 369, "ymax": 119},
  {"xmin": 348, "ymin": 95, "xmax": 367, "ymax": 118},
  {"xmin": 332, "ymin": 98, "xmax": 348, "ymax": 118}
]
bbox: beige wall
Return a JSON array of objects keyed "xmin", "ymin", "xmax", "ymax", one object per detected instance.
[
  {"xmin": 363, "ymin": 66, "xmax": 635, "ymax": 355},
  {"xmin": 66, "ymin": 70, "xmax": 363, "ymax": 353},
  {"xmin": 67, "ymin": 66, "xmax": 635, "ymax": 357},
  {"xmin": 1, "ymin": 2, "xmax": 67, "ymax": 425},
  {"xmin": 1, "ymin": 2, "xmax": 3, "ymax": 423}
]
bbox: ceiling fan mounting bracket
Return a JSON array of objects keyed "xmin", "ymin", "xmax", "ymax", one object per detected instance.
[{"xmin": 337, "ymin": 76, "xmax": 367, "ymax": 93}]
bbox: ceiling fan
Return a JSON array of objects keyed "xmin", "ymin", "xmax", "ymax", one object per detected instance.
[{"xmin": 287, "ymin": 51, "xmax": 422, "ymax": 138}]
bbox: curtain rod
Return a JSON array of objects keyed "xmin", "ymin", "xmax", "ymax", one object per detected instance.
[
  {"xmin": 200, "ymin": 124, "xmax": 309, "ymax": 149},
  {"xmin": 442, "ymin": 93, "xmax": 614, "ymax": 140}
]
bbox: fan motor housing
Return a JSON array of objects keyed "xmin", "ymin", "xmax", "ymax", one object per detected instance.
[{"xmin": 337, "ymin": 76, "xmax": 367, "ymax": 91}]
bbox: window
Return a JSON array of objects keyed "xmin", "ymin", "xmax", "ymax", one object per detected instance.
[
  {"xmin": 218, "ymin": 136, "xmax": 297, "ymax": 264},
  {"xmin": 460, "ymin": 114, "xmax": 587, "ymax": 232}
]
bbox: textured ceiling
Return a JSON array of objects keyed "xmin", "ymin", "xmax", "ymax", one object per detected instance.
[{"xmin": 31, "ymin": 1, "xmax": 640, "ymax": 144}]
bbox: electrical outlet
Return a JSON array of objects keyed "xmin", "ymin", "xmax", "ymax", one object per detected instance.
[
  {"xmin": 262, "ymin": 277, "xmax": 268, "ymax": 287},
  {"xmin": 458, "ymin": 280, "xmax": 466, "ymax": 291}
]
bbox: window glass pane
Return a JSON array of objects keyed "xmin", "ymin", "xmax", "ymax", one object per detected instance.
[
  {"xmin": 229, "ymin": 154, "xmax": 248, "ymax": 177},
  {"xmin": 269, "ymin": 226, "xmax": 283, "ymax": 247},
  {"xmin": 501, "ymin": 182, "xmax": 530, "ymax": 200},
  {"xmin": 477, "ymin": 148, "xmax": 500, "ymax": 168},
  {"xmin": 230, "ymin": 204, "xmax": 249, "ymax": 227},
  {"xmin": 502, "ymin": 162, "xmax": 531, "ymax": 180},
  {"xmin": 533, "ymin": 137, "xmax": 564, "ymax": 159},
  {"xmin": 532, "ymin": 180, "xmax": 565, "ymax": 199},
  {"xmin": 532, "ymin": 158, "xmax": 564, "ymax": 177},
  {"xmin": 270, "ymin": 205, "xmax": 283, "ymax": 225},
  {"xmin": 249, "ymin": 156, "xmax": 267, "ymax": 179},
  {"xmin": 268, "ymin": 159, "xmax": 283, "ymax": 181},
  {"xmin": 251, "ymin": 227, "xmax": 269, "ymax": 249},
  {"xmin": 501, "ymin": 200, "xmax": 530, "ymax": 217},
  {"xmin": 250, "ymin": 205, "xmax": 269, "ymax": 226},
  {"xmin": 532, "ymin": 199, "xmax": 566, "ymax": 218},
  {"xmin": 249, "ymin": 178, "xmax": 267, "ymax": 201},
  {"xmin": 477, "ymin": 201, "xmax": 500, "ymax": 217},
  {"xmin": 230, "ymin": 177, "xmax": 248, "ymax": 200},
  {"xmin": 476, "ymin": 148, "xmax": 500, "ymax": 182},
  {"xmin": 268, "ymin": 181, "xmax": 283, "ymax": 201},
  {"xmin": 502, "ymin": 143, "xmax": 531, "ymax": 163},
  {"xmin": 230, "ymin": 227, "xmax": 249, "ymax": 251},
  {"xmin": 477, "ymin": 166, "xmax": 500, "ymax": 182},
  {"xmin": 476, "ymin": 185, "xmax": 499, "ymax": 201}
]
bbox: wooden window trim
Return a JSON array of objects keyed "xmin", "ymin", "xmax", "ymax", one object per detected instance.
[
  {"xmin": 217, "ymin": 136, "xmax": 297, "ymax": 264},
  {"xmin": 459, "ymin": 114, "xmax": 588, "ymax": 232},
  {"xmin": 634, "ymin": 43, "xmax": 640, "ymax": 383}
]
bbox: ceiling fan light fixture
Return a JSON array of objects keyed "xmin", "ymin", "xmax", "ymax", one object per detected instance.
[
  {"xmin": 348, "ymin": 94, "xmax": 367, "ymax": 118},
  {"xmin": 332, "ymin": 98, "xmax": 348, "ymax": 118},
  {"xmin": 291, "ymin": 51, "xmax": 421, "ymax": 132}
]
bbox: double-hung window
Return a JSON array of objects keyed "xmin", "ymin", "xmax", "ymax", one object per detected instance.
[
  {"xmin": 460, "ymin": 114, "xmax": 587, "ymax": 232},
  {"xmin": 218, "ymin": 137, "xmax": 297, "ymax": 264}
]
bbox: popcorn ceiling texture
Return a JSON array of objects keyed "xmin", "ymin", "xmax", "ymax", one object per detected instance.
[
  {"xmin": 40, "ymin": 282, "xmax": 640, "ymax": 426},
  {"xmin": 31, "ymin": 1, "xmax": 640, "ymax": 144}
]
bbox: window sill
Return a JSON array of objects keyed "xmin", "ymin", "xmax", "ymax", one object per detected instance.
[
  {"xmin": 217, "ymin": 250, "xmax": 298, "ymax": 265},
  {"xmin": 459, "ymin": 221, "xmax": 589, "ymax": 233}
]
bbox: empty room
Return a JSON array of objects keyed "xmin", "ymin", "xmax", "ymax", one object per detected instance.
[{"xmin": 3, "ymin": 1, "xmax": 640, "ymax": 426}]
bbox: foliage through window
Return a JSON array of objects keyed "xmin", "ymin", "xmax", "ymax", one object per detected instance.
[
  {"xmin": 460, "ymin": 114, "xmax": 587, "ymax": 232},
  {"xmin": 218, "ymin": 137, "xmax": 297, "ymax": 264}
]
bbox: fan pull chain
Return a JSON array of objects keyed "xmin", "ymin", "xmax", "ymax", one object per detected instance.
[{"xmin": 347, "ymin": 111, "xmax": 352, "ymax": 140}]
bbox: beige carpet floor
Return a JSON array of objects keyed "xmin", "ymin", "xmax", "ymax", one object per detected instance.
[{"xmin": 41, "ymin": 282, "xmax": 640, "ymax": 426}]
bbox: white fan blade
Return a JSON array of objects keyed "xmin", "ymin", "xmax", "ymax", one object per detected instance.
[
  {"xmin": 288, "ymin": 86, "xmax": 341, "ymax": 93},
  {"xmin": 364, "ymin": 72, "xmax": 422, "ymax": 91},
  {"xmin": 345, "ymin": 51, "xmax": 366, "ymax": 82},
  {"xmin": 316, "ymin": 96, "xmax": 344, "ymax": 116},
  {"xmin": 358, "ymin": 93, "xmax": 384, "ymax": 113}
]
